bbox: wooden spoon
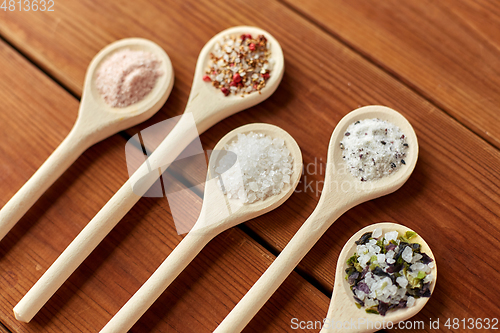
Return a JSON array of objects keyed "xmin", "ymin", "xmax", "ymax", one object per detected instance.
[
  {"xmin": 320, "ymin": 222, "xmax": 437, "ymax": 332},
  {"xmin": 0, "ymin": 37, "xmax": 174, "ymax": 242},
  {"xmin": 99, "ymin": 123, "xmax": 302, "ymax": 333},
  {"xmin": 13, "ymin": 26, "xmax": 284, "ymax": 323},
  {"xmin": 214, "ymin": 105, "xmax": 419, "ymax": 333}
]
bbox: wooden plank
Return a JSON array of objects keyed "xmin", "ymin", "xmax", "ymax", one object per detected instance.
[
  {"xmin": 0, "ymin": 39, "xmax": 329, "ymax": 332},
  {"xmin": 1, "ymin": 0, "xmax": 500, "ymax": 331},
  {"xmin": 279, "ymin": 0, "xmax": 500, "ymax": 149}
]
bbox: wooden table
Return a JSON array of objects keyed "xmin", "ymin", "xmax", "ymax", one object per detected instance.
[{"xmin": 0, "ymin": 0, "xmax": 499, "ymax": 332}]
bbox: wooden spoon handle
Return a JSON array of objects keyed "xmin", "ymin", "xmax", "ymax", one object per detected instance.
[
  {"xmin": 214, "ymin": 204, "xmax": 346, "ymax": 333},
  {"xmin": 100, "ymin": 231, "xmax": 212, "ymax": 333},
  {"xmin": 13, "ymin": 113, "xmax": 199, "ymax": 323},
  {"xmin": 0, "ymin": 127, "xmax": 89, "ymax": 241}
]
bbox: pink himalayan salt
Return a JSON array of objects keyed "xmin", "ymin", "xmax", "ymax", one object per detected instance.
[{"xmin": 96, "ymin": 49, "xmax": 162, "ymax": 108}]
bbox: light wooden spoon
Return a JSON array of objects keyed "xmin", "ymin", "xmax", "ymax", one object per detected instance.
[
  {"xmin": 13, "ymin": 26, "xmax": 284, "ymax": 323},
  {"xmin": 214, "ymin": 105, "xmax": 419, "ymax": 333},
  {"xmin": 0, "ymin": 37, "xmax": 174, "ymax": 242},
  {"xmin": 320, "ymin": 222, "xmax": 437, "ymax": 333},
  {"xmin": 99, "ymin": 123, "xmax": 302, "ymax": 333}
]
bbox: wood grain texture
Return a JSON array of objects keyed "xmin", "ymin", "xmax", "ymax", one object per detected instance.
[
  {"xmin": 0, "ymin": 39, "xmax": 329, "ymax": 332},
  {"xmin": 0, "ymin": 0, "xmax": 499, "ymax": 332},
  {"xmin": 280, "ymin": 0, "xmax": 500, "ymax": 149}
]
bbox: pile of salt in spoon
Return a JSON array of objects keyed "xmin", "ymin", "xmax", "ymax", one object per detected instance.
[
  {"xmin": 215, "ymin": 132, "xmax": 293, "ymax": 203},
  {"xmin": 340, "ymin": 118, "xmax": 409, "ymax": 182},
  {"xmin": 96, "ymin": 49, "xmax": 163, "ymax": 107},
  {"xmin": 346, "ymin": 228, "xmax": 435, "ymax": 316}
]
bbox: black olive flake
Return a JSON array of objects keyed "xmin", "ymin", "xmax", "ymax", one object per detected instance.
[
  {"xmin": 390, "ymin": 162, "xmax": 396, "ymax": 168},
  {"xmin": 345, "ymin": 132, "xmax": 351, "ymax": 136},
  {"xmin": 403, "ymin": 143, "xmax": 409, "ymax": 147},
  {"xmin": 401, "ymin": 159, "xmax": 406, "ymax": 165},
  {"xmin": 355, "ymin": 232, "xmax": 372, "ymax": 245},
  {"xmin": 354, "ymin": 120, "xmax": 361, "ymax": 125},
  {"xmin": 378, "ymin": 302, "xmax": 390, "ymax": 316},
  {"xmin": 381, "ymin": 141, "xmax": 387, "ymax": 145}
]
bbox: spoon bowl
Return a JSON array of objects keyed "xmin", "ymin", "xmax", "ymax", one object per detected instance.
[
  {"xmin": 186, "ymin": 26, "xmax": 285, "ymax": 133},
  {"xmin": 193, "ymin": 123, "xmax": 302, "ymax": 234},
  {"xmin": 325, "ymin": 105, "xmax": 418, "ymax": 203},
  {"xmin": 80, "ymin": 37, "xmax": 175, "ymax": 143},
  {"xmin": 99, "ymin": 123, "xmax": 302, "ymax": 333},
  {"xmin": 0, "ymin": 38, "xmax": 174, "ymax": 243},
  {"xmin": 14, "ymin": 26, "xmax": 285, "ymax": 323},
  {"xmin": 214, "ymin": 105, "xmax": 419, "ymax": 333},
  {"xmin": 321, "ymin": 222, "xmax": 437, "ymax": 332}
]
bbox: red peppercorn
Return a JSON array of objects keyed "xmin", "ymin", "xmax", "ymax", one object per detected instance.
[
  {"xmin": 202, "ymin": 75, "xmax": 211, "ymax": 82},
  {"xmin": 221, "ymin": 87, "xmax": 230, "ymax": 96},
  {"xmin": 262, "ymin": 73, "xmax": 270, "ymax": 80},
  {"xmin": 229, "ymin": 81, "xmax": 237, "ymax": 87},
  {"xmin": 249, "ymin": 43, "xmax": 256, "ymax": 51},
  {"xmin": 241, "ymin": 34, "xmax": 252, "ymax": 41},
  {"xmin": 258, "ymin": 35, "xmax": 267, "ymax": 42},
  {"xmin": 233, "ymin": 73, "xmax": 242, "ymax": 83}
]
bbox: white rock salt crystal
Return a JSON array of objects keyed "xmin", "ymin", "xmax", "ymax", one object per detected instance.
[
  {"xmin": 365, "ymin": 298, "xmax": 378, "ymax": 308},
  {"xmin": 372, "ymin": 228, "xmax": 382, "ymax": 239},
  {"xmin": 411, "ymin": 253, "xmax": 423, "ymax": 264},
  {"xmin": 396, "ymin": 276, "xmax": 408, "ymax": 288},
  {"xmin": 215, "ymin": 132, "xmax": 293, "ymax": 204},
  {"xmin": 402, "ymin": 246, "xmax": 413, "ymax": 263},
  {"xmin": 376, "ymin": 253, "xmax": 385, "ymax": 263},
  {"xmin": 410, "ymin": 262, "xmax": 426, "ymax": 272},
  {"xmin": 355, "ymin": 289, "xmax": 366, "ymax": 301},
  {"xmin": 407, "ymin": 296, "xmax": 415, "ymax": 308},
  {"xmin": 424, "ymin": 273, "xmax": 433, "ymax": 283},
  {"xmin": 385, "ymin": 231, "xmax": 398, "ymax": 242},
  {"xmin": 428, "ymin": 261, "xmax": 435, "ymax": 269},
  {"xmin": 386, "ymin": 250, "xmax": 395, "ymax": 259}
]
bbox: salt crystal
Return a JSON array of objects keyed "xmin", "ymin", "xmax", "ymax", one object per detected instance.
[
  {"xmin": 372, "ymin": 228, "xmax": 382, "ymax": 239},
  {"xmin": 407, "ymin": 296, "xmax": 415, "ymax": 308},
  {"xmin": 402, "ymin": 246, "xmax": 413, "ymax": 263}
]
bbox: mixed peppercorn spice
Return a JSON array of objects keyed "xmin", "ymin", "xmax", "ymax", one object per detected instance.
[
  {"xmin": 203, "ymin": 34, "xmax": 273, "ymax": 96},
  {"xmin": 346, "ymin": 229, "xmax": 434, "ymax": 316}
]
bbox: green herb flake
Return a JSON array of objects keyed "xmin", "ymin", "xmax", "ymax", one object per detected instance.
[
  {"xmin": 405, "ymin": 231, "xmax": 417, "ymax": 240},
  {"xmin": 355, "ymin": 303, "xmax": 362, "ymax": 309},
  {"xmin": 365, "ymin": 308, "xmax": 379, "ymax": 315},
  {"xmin": 417, "ymin": 271, "xmax": 426, "ymax": 280},
  {"xmin": 346, "ymin": 254, "xmax": 358, "ymax": 266}
]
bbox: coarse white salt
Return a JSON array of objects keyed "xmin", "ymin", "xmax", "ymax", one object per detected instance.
[
  {"xmin": 372, "ymin": 228, "xmax": 382, "ymax": 239},
  {"xmin": 96, "ymin": 49, "xmax": 162, "ymax": 108},
  {"xmin": 340, "ymin": 118, "xmax": 409, "ymax": 181},
  {"xmin": 215, "ymin": 132, "xmax": 293, "ymax": 204}
]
